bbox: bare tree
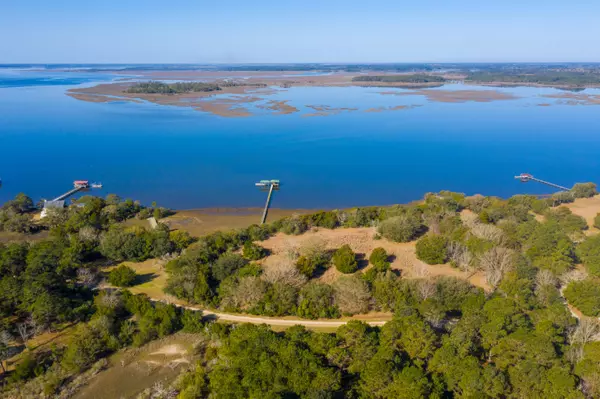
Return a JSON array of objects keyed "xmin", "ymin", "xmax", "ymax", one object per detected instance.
[
  {"xmin": 479, "ymin": 247, "xmax": 515, "ymax": 288},
  {"xmin": 234, "ymin": 277, "xmax": 267, "ymax": 310},
  {"xmin": 417, "ymin": 279, "xmax": 437, "ymax": 301},
  {"xmin": 79, "ymin": 225, "xmax": 100, "ymax": 243},
  {"xmin": 99, "ymin": 290, "xmax": 122, "ymax": 310},
  {"xmin": 447, "ymin": 241, "xmax": 474, "ymax": 272},
  {"xmin": 17, "ymin": 318, "xmax": 36, "ymax": 348},
  {"xmin": 333, "ymin": 276, "xmax": 371, "ymax": 315},
  {"xmin": 560, "ymin": 268, "xmax": 588, "ymax": 287},
  {"xmin": 299, "ymin": 236, "xmax": 327, "ymax": 260},
  {"xmin": 536, "ymin": 269, "xmax": 557, "ymax": 289},
  {"xmin": 262, "ymin": 260, "xmax": 307, "ymax": 288},
  {"xmin": 470, "ymin": 223, "xmax": 504, "ymax": 244},
  {"xmin": 77, "ymin": 267, "xmax": 98, "ymax": 287},
  {"xmin": 568, "ymin": 318, "xmax": 600, "ymax": 363}
]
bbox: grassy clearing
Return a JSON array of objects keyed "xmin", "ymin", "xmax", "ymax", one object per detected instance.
[
  {"xmin": 72, "ymin": 333, "xmax": 202, "ymax": 399},
  {"xmin": 564, "ymin": 194, "xmax": 600, "ymax": 234},
  {"xmin": 160, "ymin": 208, "xmax": 313, "ymax": 238}
]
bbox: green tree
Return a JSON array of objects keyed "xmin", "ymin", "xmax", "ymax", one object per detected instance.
[
  {"xmin": 169, "ymin": 230, "xmax": 195, "ymax": 251},
  {"xmin": 332, "ymin": 244, "xmax": 358, "ymax": 273},
  {"xmin": 571, "ymin": 182, "xmax": 597, "ymax": 198},
  {"xmin": 212, "ymin": 252, "xmax": 247, "ymax": 282},
  {"xmin": 297, "ymin": 283, "xmax": 340, "ymax": 319},
  {"xmin": 296, "ymin": 255, "xmax": 317, "ymax": 278},
  {"xmin": 242, "ymin": 241, "xmax": 267, "ymax": 261},
  {"xmin": 378, "ymin": 215, "xmax": 423, "ymax": 242},
  {"xmin": 563, "ymin": 279, "xmax": 600, "ymax": 316},
  {"xmin": 108, "ymin": 264, "xmax": 137, "ymax": 287},
  {"xmin": 369, "ymin": 247, "xmax": 390, "ymax": 271},
  {"xmin": 415, "ymin": 235, "xmax": 448, "ymax": 264}
]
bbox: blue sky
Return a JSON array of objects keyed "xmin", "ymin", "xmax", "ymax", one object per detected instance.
[{"xmin": 2, "ymin": 0, "xmax": 599, "ymax": 63}]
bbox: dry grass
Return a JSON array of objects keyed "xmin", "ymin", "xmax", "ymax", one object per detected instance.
[
  {"xmin": 158, "ymin": 208, "xmax": 314, "ymax": 238},
  {"xmin": 564, "ymin": 195, "xmax": 600, "ymax": 234},
  {"xmin": 257, "ymin": 227, "xmax": 490, "ymax": 291},
  {"xmin": 104, "ymin": 258, "xmax": 175, "ymax": 302}
]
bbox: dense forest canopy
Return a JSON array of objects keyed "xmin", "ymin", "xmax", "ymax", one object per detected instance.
[{"xmin": 1, "ymin": 182, "xmax": 600, "ymax": 398}]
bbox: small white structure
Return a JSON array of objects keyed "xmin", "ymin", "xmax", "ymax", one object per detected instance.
[
  {"xmin": 147, "ymin": 217, "xmax": 158, "ymax": 229},
  {"xmin": 41, "ymin": 200, "xmax": 65, "ymax": 218}
]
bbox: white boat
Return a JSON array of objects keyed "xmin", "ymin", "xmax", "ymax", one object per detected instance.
[{"xmin": 91, "ymin": 182, "xmax": 103, "ymax": 188}]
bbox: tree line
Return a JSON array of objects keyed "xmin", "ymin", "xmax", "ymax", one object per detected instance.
[
  {"xmin": 3, "ymin": 182, "xmax": 600, "ymax": 397},
  {"xmin": 352, "ymin": 74, "xmax": 447, "ymax": 83}
]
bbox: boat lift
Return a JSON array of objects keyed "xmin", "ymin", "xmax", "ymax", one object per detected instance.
[
  {"xmin": 514, "ymin": 173, "xmax": 570, "ymax": 192},
  {"xmin": 255, "ymin": 179, "xmax": 280, "ymax": 225}
]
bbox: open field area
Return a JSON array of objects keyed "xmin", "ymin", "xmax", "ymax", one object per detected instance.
[
  {"xmin": 73, "ymin": 333, "xmax": 200, "ymax": 399},
  {"xmin": 565, "ymin": 195, "xmax": 600, "ymax": 234},
  {"xmin": 257, "ymin": 227, "xmax": 489, "ymax": 290}
]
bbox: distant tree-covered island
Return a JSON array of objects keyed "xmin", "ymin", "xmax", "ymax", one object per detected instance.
[
  {"xmin": 466, "ymin": 71, "xmax": 600, "ymax": 88},
  {"xmin": 125, "ymin": 81, "xmax": 222, "ymax": 94},
  {"xmin": 352, "ymin": 74, "xmax": 447, "ymax": 83}
]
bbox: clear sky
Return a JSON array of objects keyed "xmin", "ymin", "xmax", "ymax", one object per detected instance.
[{"xmin": 2, "ymin": 0, "xmax": 599, "ymax": 63}]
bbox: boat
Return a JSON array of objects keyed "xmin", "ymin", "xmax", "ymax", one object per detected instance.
[{"xmin": 91, "ymin": 182, "xmax": 103, "ymax": 188}]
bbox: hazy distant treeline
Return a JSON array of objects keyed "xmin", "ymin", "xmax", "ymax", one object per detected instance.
[
  {"xmin": 352, "ymin": 74, "xmax": 447, "ymax": 83},
  {"xmin": 467, "ymin": 71, "xmax": 600, "ymax": 87}
]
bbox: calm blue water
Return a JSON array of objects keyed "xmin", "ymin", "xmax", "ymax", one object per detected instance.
[{"xmin": 1, "ymin": 67, "xmax": 600, "ymax": 209}]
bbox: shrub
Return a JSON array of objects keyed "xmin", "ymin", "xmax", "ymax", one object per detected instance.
[
  {"xmin": 333, "ymin": 245, "xmax": 358, "ymax": 273},
  {"xmin": 415, "ymin": 235, "xmax": 448, "ymax": 265},
  {"xmin": 296, "ymin": 283, "xmax": 340, "ymax": 319},
  {"xmin": 595, "ymin": 213, "xmax": 600, "ymax": 229},
  {"xmin": 277, "ymin": 217, "xmax": 308, "ymax": 235},
  {"xmin": 378, "ymin": 215, "xmax": 423, "ymax": 243},
  {"xmin": 108, "ymin": 265, "xmax": 137, "ymax": 287},
  {"xmin": 369, "ymin": 247, "xmax": 390, "ymax": 272},
  {"xmin": 571, "ymin": 182, "xmax": 598, "ymax": 199},
  {"xmin": 296, "ymin": 256, "xmax": 317, "ymax": 278},
  {"xmin": 563, "ymin": 279, "xmax": 600, "ymax": 317},
  {"xmin": 304, "ymin": 211, "xmax": 338, "ymax": 229},
  {"xmin": 212, "ymin": 253, "xmax": 248, "ymax": 282},
  {"xmin": 169, "ymin": 230, "xmax": 195, "ymax": 251},
  {"xmin": 242, "ymin": 241, "xmax": 267, "ymax": 261},
  {"xmin": 551, "ymin": 191, "xmax": 575, "ymax": 205}
]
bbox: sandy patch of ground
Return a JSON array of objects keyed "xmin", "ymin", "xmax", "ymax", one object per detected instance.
[
  {"xmin": 67, "ymin": 92, "xmax": 142, "ymax": 103},
  {"xmin": 379, "ymin": 89, "xmax": 518, "ymax": 103},
  {"xmin": 303, "ymin": 105, "xmax": 359, "ymax": 117},
  {"xmin": 161, "ymin": 208, "xmax": 314, "ymax": 238},
  {"xmin": 541, "ymin": 92, "xmax": 600, "ymax": 105},
  {"xmin": 73, "ymin": 334, "xmax": 199, "ymax": 399},
  {"xmin": 564, "ymin": 195, "xmax": 600, "ymax": 233},
  {"xmin": 364, "ymin": 105, "xmax": 421, "ymax": 113},
  {"xmin": 256, "ymin": 100, "xmax": 299, "ymax": 114},
  {"xmin": 257, "ymin": 227, "xmax": 490, "ymax": 290},
  {"xmin": 150, "ymin": 344, "xmax": 187, "ymax": 357}
]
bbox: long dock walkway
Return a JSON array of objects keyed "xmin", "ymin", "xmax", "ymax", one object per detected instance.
[{"xmin": 52, "ymin": 186, "xmax": 84, "ymax": 201}]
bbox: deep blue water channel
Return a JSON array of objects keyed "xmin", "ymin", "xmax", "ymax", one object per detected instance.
[{"xmin": 1, "ymin": 68, "xmax": 600, "ymax": 209}]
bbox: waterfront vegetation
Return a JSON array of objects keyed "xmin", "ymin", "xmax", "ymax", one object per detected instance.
[
  {"xmin": 125, "ymin": 81, "xmax": 222, "ymax": 94},
  {"xmin": 124, "ymin": 80, "xmax": 268, "ymax": 95},
  {"xmin": 466, "ymin": 71, "xmax": 600, "ymax": 87},
  {"xmin": 1, "ymin": 182, "xmax": 600, "ymax": 397},
  {"xmin": 352, "ymin": 74, "xmax": 446, "ymax": 83}
]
